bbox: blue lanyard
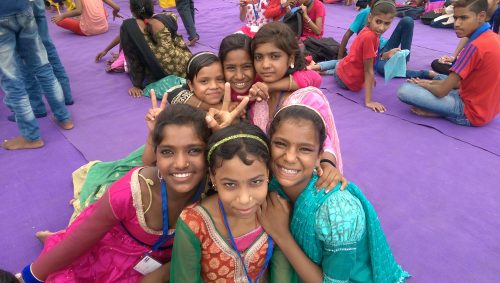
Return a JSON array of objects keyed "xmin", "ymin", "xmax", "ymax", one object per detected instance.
[
  {"xmin": 150, "ymin": 179, "xmax": 174, "ymax": 252},
  {"xmin": 149, "ymin": 178, "xmax": 205, "ymax": 252},
  {"xmin": 217, "ymin": 199, "xmax": 274, "ymax": 283},
  {"xmin": 465, "ymin": 22, "xmax": 491, "ymax": 46},
  {"xmin": 251, "ymin": 0, "xmax": 261, "ymax": 21}
]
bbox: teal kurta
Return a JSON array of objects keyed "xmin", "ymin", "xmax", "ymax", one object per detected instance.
[{"xmin": 270, "ymin": 174, "xmax": 410, "ymax": 283}]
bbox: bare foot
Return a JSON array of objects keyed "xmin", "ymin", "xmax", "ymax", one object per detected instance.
[
  {"xmin": 35, "ymin": 230, "xmax": 55, "ymax": 244},
  {"xmin": 2, "ymin": 136, "xmax": 44, "ymax": 150},
  {"xmin": 188, "ymin": 36, "xmax": 199, "ymax": 46},
  {"xmin": 410, "ymin": 106, "xmax": 440, "ymax": 117}
]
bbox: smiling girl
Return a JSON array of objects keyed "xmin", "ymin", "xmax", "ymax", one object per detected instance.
[
  {"xmin": 250, "ymin": 22, "xmax": 344, "ymax": 190},
  {"xmin": 170, "ymin": 122, "xmax": 291, "ymax": 282},
  {"xmin": 258, "ymin": 105, "xmax": 410, "ymax": 282},
  {"xmin": 21, "ymin": 105, "xmax": 210, "ymax": 282},
  {"xmin": 166, "ymin": 52, "xmax": 225, "ymax": 109}
]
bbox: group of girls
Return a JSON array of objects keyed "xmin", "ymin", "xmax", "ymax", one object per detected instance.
[{"xmin": 20, "ymin": 21, "xmax": 409, "ymax": 283}]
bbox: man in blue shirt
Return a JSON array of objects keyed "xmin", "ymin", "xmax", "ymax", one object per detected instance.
[{"xmin": 0, "ymin": 0, "xmax": 73, "ymax": 150}]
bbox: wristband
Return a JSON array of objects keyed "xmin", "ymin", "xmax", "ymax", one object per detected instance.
[
  {"xmin": 21, "ymin": 264, "xmax": 44, "ymax": 283},
  {"xmin": 320, "ymin": 159, "xmax": 336, "ymax": 168}
]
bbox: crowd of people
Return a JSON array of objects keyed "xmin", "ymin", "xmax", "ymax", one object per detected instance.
[{"xmin": 1, "ymin": 0, "xmax": 499, "ymax": 281}]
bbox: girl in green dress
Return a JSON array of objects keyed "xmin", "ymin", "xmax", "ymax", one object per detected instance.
[{"xmin": 258, "ymin": 104, "xmax": 410, "ymax": 283}]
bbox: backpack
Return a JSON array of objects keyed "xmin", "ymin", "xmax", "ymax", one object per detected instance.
[
  {"xmin": 282, "ymin": 7, "xmax": 304, "ymax": 37},
  {"xmin": 303, "ymin": 37, "xmax": 340, "ymax": 62}
]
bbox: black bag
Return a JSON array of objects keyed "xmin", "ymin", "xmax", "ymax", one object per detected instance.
[
  {"xmin": 303, "ymin": 37, "xmax": 340, "ymax": 62},
  {"xmin": 282, "ymin": 7, "xmax": 304, "ymax": 37},
  {"xmin": 396, "ymin": 6, "xmax": 425, "ymax": 19},
  {"xmin": 420, "ymin": 10, "xmax": 440, "ymax": 25}
]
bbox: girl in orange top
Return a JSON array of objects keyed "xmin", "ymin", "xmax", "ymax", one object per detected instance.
[{"xmin": 51, "ymin": 0, "xmax": 121, "ymax": 36}]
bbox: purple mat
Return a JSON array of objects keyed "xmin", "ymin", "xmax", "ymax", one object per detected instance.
[{"xmin": 1, "ymin": 1, "xmax": 499, "ymax": 281}]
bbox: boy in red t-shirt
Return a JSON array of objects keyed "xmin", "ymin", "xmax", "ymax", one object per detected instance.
[
  {"xmin": 308, "ymin": 0, "xmax": 397, "ymax": 112},
  {"xmin": 397, "ymin": 0, "xmax": 500, "ymax": 126}
]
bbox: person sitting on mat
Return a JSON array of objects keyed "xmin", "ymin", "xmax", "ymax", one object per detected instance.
[
  {"xmin": 120, "ymin": 0, "xmax": 192, "ymax": 97},
  {"xmin": 397, "ymin": 0, "xmax": 500, "ymax": 126},
  {"xmin": 238, "ymin": 0, "xmax": 272, "ymax": 37},
  {"xmin": 308, "ymin": 0, "xmax": 397, "ymax": 113},
  {"xmin": 335, "ymin": 0, "xmax": 435, "ymax": 80},
  {"xmin": 51, "ymin": 0, "xmax": 121, "ymax": 36},
  {"xmin": 298, "ymin": 0, "xmax": 326, "ymax": 39},
  {"xmin": 431, "ymin": 0, "xmax": 499, "ymax": 75}
]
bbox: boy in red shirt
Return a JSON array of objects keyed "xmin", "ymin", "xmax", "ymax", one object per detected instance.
[
  {"xmin": 397, "ymin": 0, "xmax": 500, "ymax": 126},
  {"xmin": 308, "ymin": 0, "xmax": 397, "ymax": 112}
]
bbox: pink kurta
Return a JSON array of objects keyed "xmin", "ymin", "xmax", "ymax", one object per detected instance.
[{"xmin": 32, "ymin": 168, "xmax": 172, "ymax": 282}]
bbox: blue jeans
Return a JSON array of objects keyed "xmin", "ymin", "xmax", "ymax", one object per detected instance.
[
  {"xmin": 24, "ymin": 0, "xmax": 73, "ymax": 113},
  {"xmin": 0, "ymin": 6, "xmax": 70, "ymax": 141},
  {"xmin": 375, "ymin": 17, "xmax": 425, "ymax": 78},
  {"xmin": 318, "ymin": 60, "xmax": 349, "ymax": 89},
  {"xmin": 176, "ymin": 0, "xmax": 198, "ymax": 40},
  {"xmin": 397, "ymin": 83, "xmax": 471, "ymax": 126}
]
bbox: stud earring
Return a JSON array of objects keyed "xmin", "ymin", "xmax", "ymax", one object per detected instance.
[
  {"xmin": 290, "ymin": 63, "xmax": 295, "ymax": 69},
  {"xmin": 212, "ymin": 183, "xmax": 217, "ymax": 191}
]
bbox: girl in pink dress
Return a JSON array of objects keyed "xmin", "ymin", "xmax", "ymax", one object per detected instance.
[
  {"xmin": 21, "ymin": 104, "xmax": 211, "ymax": 283},
  {"xmin": 250, "ymin": 22, "xmax": 345, "ymax": 186}
]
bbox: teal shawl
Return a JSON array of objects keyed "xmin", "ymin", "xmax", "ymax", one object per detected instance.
[{"xmin": 269, "ymin": 174, "xmax": 410, "ymax": 282}]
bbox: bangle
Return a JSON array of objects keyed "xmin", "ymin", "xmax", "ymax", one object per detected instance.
[
  {"xmin": 288, "ymin": 74, "xmax": 293, "ymax": 91},
  {"xmin": 21, "ymin": 264, "xmax": 44, "ymax": 283},
  {"xmin": 320, "ymin": 159, "xmax": 336, "ymax": 168}
]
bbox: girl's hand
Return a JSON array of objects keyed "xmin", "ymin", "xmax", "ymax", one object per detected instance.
[
  {"xmin": 128, "ymin": 86, "xmax": 143, "ymax": 98},
  {"xmin": 316, "ymin": 163, "xmax": 347, "ymax": 192},
  {"xmin": 365, "ymin": 101, "xmax": 386, "ymax": 113},
  {"xmin": 257, "ymin": 192, "xmax": 290, "ymax": 241},
  {"xmin": 300, "ymin": 4, "xmax": 307, "ymax": 13},
  {"xmin": 206, "ymin": 83, "xmax": 249, "ymax": 131},
  {"xmin": 95, "ymin": 50, "xmax": 108, "ymax": 62},
  {"xmin": 51, "ymin": 15, "xmax": 64, "ymax": 23},
  {"xmin": 112, "ymin": 9, "xmax": 123, "ymax": 20},
  {"xmin": 145, "ymin": 89, "xmax": 168, "ymax": 132},
  {"xmin": 246, "ymin": 82, "xmax": 270, "ymax": 102},
  {"xmin": 240, "ymin": 0, "xmax": 248, "ymax": 7}
]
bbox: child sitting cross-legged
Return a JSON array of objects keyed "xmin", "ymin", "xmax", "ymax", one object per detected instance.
[
  {"xmin": 309, "ymin": 0, "xmax": 398, "ymax": 112},
  {"xmin": 397, "ymin": 0, "xmax": 500, "ymax": 126}
]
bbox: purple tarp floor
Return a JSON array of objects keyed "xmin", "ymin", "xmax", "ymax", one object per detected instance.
[{"xmin": 1, "ymin": 0, "xmax": 499, "ymax": 281}]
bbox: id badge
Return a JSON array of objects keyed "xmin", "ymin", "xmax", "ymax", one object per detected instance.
[{"xmin": 133, "ymin": 254, "xmax": 162, "ymax": 275}]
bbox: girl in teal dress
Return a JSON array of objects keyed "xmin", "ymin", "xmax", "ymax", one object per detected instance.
[{"xmin": 258, "ymin": 104, "xmax": 410, "ymax": 282}]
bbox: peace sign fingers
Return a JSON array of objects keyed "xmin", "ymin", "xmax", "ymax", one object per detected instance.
[{"xmin": 221, "ymin": 82, "xmax": 232, "ymax": 112}]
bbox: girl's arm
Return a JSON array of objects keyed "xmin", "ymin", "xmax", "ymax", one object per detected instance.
[
  {"xmin": 363, "ymin": 58, "xmax": 385, "ymax": 112},
  {"xmin": 103, "ymin": 0, "xmax": 121, "ymax": 19},
  {"xmin": 170, "ymin": 218, "xmax": 203, "ymax": 283},
  {"xmin": 240, "ymin": 0, "xmax": 247, "ymax": 21},
  {"xmin": 338, "ymin": 29, "xmax": 354, "ymax": 59},
  {"xmin": 26, "ymin": 191, "xmax": 120, "ymax": 281},
  {"xmin": 95, "ymin": 34, "xmax": 121, "ymax": 62}
]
